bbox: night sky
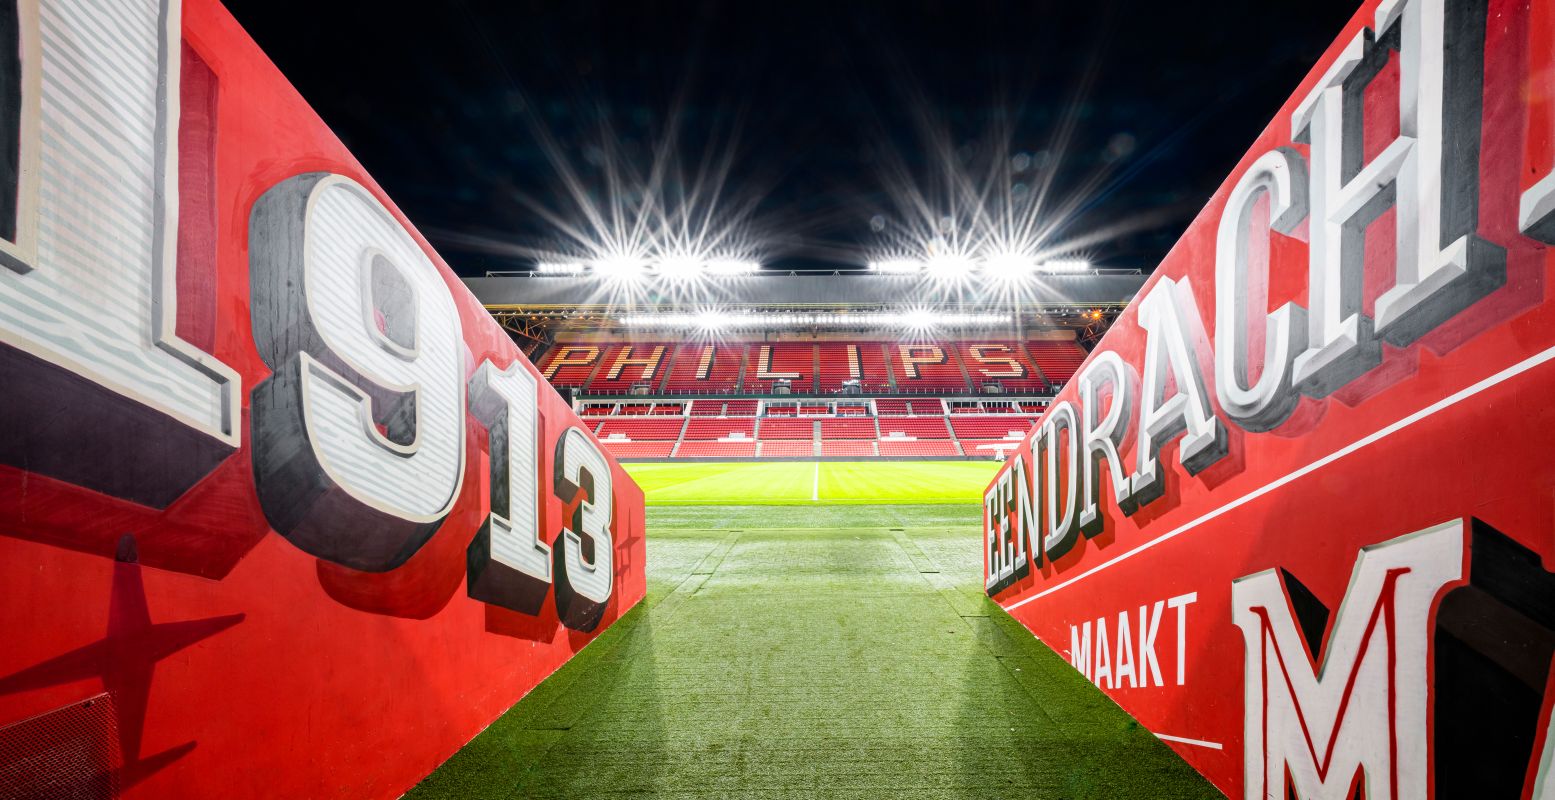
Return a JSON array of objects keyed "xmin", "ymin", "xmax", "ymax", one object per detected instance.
[{"xmin": 224, "ymin": 0, "xmax": 1362, "ymax": 276}]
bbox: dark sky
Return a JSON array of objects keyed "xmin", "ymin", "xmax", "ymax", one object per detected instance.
[{"xmin": 224, "ymin": 0, "xmax": 1362, "ymax": 276}]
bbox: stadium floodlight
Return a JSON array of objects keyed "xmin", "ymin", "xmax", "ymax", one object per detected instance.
[
  {"xmin": 653, "ymin": 254, "xmax": 704, "ymax": 282},
  {"xmin": 923, "ymin": 253, "xmax": 977, "ymax": 281},
  {"xmin": 903, "ymin": 308, "xmax": 938, "ymax": 330},
  {"xmin": 591, "ymin": 254, "xmax": 650, "ymax": 281},
  {"xmin": 614, "ymin": 310, "xmax": 1012, "ymax": 329},
  {"xmin": 868, "ymin": 259, "xmax": 922, "ymax": 274},
  {"xmin": 535, "ymin": 261, "xmax": 586, "ymax": 275},
  {"xmin": 1037, "ymin": 258, "xmax": 1091, "ymax": 273},
  {"xmin": 704, "ymin": 259, "xmax": 761, "ymax": 275},
  {"xmin": 981, "ymin": 251, "xmax": 1038, "ymax": 280},
  {"xmin": 695, "ymin": 309, "xmax": 735, "ymax": 331}
]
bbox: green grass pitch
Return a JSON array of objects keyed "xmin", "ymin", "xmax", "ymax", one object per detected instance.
[
  {"xmin": 407, "ymin": 464, "xmax": 1218, "ymax": 799},
  {"xmin": 624, "ymin": 460, "xmax": 1004, "ymax": 505}
]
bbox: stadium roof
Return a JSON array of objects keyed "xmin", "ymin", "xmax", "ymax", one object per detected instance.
[
  {"xmin": 466, "ymin": 271, "xmax": 1145, "ymax": 345},
  {"xmin": 464, "ymin": 272, "xmax": 1146, "ymax": 311}
]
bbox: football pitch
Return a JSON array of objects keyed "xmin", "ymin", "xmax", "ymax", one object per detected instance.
[
  {"xmin": 624, "ymin": 460, "xmax": 1003, "ymax": 504},
  {"xmin": 409, "ymin": 466, "xmax": 1216, "ymax": 799}
]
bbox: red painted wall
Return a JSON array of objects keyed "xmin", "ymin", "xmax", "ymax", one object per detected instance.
[
  {"xmin": 0, "ymin": 2, "xmax": 645, "ymax": 797},
  {"xmin": 984, "ymin": 1, "xmax": 1554, "ymax": 797}
]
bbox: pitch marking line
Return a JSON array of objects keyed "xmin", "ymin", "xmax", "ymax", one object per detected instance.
[
  {"xmin": 1155, "ymin": 733, "xmax": 1223, "ymax": 750},
  {"xmin": 811, "ymin": 462, "xmax": 820, "ymax": 501},
  {"xmin": 1002, "ymin": 342, "xmax": 1555, "ymax": 613}
]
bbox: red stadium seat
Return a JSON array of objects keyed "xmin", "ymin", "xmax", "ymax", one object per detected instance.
[
  {"xmin": 819, "ymin": 418, "xmax": 876, "ymax": 439},
  {"xmin": 757, "ymin": 418, "xmax": 814, "ymax": 440},
  {"xmin": 956, "ymin": 341, "xmax": 1048, "ymax": 392},
  {"xmin": 1026, "ymin": 339, "xmax": 1089, "ymax": 387},
  {"xmin": 745, "ymin": 343, "xmax": 814, "ymax": 393},
  {"xmin": 663, "ymin": 343, "xmax": 744, "ymax": 393},
  {"xmin": 816, "ymin": 342, "xmax": 891, "ymax": 392},
  {"xmin": 958, "ymin": 440, "xmax": 1024, "ymax": 457},
  {"xmin": 587, "ymin": 343, "xmax": 674, "ymax": 393},
  {"xmin": 599, "ymin": 440, "xmax": 676, "ymax": 459},
  {"xmin": 723, "ymin": 400, "xmax": 759, "ymax": 416},
  {"xmin": 876, "ymin": 440, "xmax": 960, "ymax": 457},
  {"xmin": 598, "ymin": 418, "xmax": 687, "ymax": 440},
  {"xmin": 758, "ymin": 441, "xmax": 815, "ymax": 457},
  {"xmin": 683, "ymin": 417, "xmax": 757, "ymax": 440},
  {"xmin": 948, "ymin": 417, "xmax": 1038, "ymax": 440},
  {"xmin": 820, "ymin": 441, "xmax": 876, "ymax": 457},
  {"xmin": 674, "ymin": 441, "xmax": 758, "ymax": 458},
  {"xmin": 537, "ymin": 343, "xmax": 604, "ymax": 388},
  {"xmin": 889, "ymin": 342, "xmax": 970, "ymax": 392},
  {"xmin": 875, "ymin": 418, "xmax": 952, "ymax": 439}
]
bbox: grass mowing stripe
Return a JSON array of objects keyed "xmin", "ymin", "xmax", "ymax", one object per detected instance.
[{"xmin": 624, "ymin": 461, "xmax": 1002, "ymax": 505}]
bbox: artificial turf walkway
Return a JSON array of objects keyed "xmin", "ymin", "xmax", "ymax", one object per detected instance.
[{"xmin": 408, "ymin": 504, "xmax": 1218, "ymax": 799}]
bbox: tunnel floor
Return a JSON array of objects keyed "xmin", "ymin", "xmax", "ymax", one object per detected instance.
[{"xmin": 408, "ymin": 506, "xmax": 1218, "ymax": 799}]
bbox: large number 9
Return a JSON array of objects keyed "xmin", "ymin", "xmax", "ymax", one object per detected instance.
[{"xmin": 249, "ymin": 173, "xmax": 465, "ymax": 572}]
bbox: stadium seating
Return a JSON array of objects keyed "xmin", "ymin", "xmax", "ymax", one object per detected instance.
[
  {"xmin": 876, "ymin": 417, "xmax": 952, "ymax": 438},
  {"xmin": 663, "ymin": 342, "xmax": 743, "ymax": 393},
  {"xmin": 759, "ymin": 441, "xmax": 815, "ymax": 457},
  {"xmin": 758, "ymin": 418, "xmax": 814, "ymax": 439},
  {"xmin": 819, "ymin": 418, "xmax": 876, "ymax": 439},
  {"xmin": 723, "ymin": 400, "xmax": 760, "ymax": 415},
  {"xmin": 816, "ymin": 342, "xmax": 891, "ymax": 392},
  {"xmin": 537, "ymin": 343, "xmax": 603, "ymax": 388},
  {"xmin": 877, "ymin": 440, "xmax": 960, "ymax": 457},
  {"xmin": 587, "ymin": 343, "xmax": 673, "ymax": 393},
  {"xmin": 684, "ymin": 417, "xmax": 756, "ymax": 440},
  {"xmin": 888, "ymin": 342, "xmax": 970, "ymax": 392},
  {"xmin": 821, "ymin": 441, "xmax": 877, "ymax": 457},
  {"xmin": 598, "ymin": 417, "xmax": 686, "ymax": 440},
  {"xmin": 599, "ymin": 441, "xmax": 676, "ymax": 459},
  {"xmin": 956, "ymin": 342, "xmax": 1048, "ymax": 391},
  {"xmin": 958, "ymin": 440, "xmax": 1023, "ymax": 456},
  {"xmin": 674, "ymin": 441, "xmax": 757, "ymax": 457},
  {"xmin": 548, "ymin": 336, "xmax": 1082, "ymax": 460},
  {"xmin": 1026, "ymin": 340, "xmax": 1088, "ymax": 386},
  {"xmin": 745, "ymin": 342, "xmax": 815, "ymax": 393},
  {"xmin": 949, "ymin": 417, "xmax": 1037, "ymax": 440}
]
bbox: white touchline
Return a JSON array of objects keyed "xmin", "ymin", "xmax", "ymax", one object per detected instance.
[
  {"xmin": 1002, "ymin": 342, "xmax": 1555, "ymax": 613},
  {"xmin": 1155, "ymin": 733, "xmax": 1223, "ymax": 750},
  {"xmin": 812, "ymin": 462, "xmax": 820, "ymax": 502}
]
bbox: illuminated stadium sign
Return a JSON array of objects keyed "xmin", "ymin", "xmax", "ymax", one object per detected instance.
[{"xmin": 985, "ymin": 0, "xmax": 1555, "ymax": 796}]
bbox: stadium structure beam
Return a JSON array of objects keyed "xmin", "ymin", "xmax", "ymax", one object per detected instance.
[{"xmin": 462, "ymin": 273, "xmax": 1148, "ymax": 310}]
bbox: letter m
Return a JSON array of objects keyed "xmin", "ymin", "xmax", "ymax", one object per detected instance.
[{"xmin": 1232, "ymin": 520, "xmax": 1464, "ymax": 799}]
